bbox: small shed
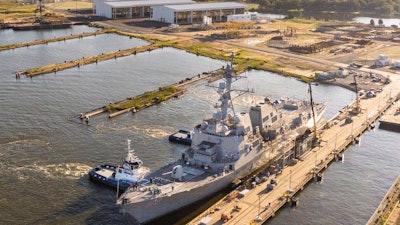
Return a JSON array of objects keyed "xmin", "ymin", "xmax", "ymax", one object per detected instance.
[{"xmin": 375, "ymin": 54, "xmax": 391, "ymax": 67}]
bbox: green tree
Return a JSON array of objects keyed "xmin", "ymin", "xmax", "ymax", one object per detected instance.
[
  {"xmin": 378, "ymin": 18, "xmax": 384, "ymax": 26},
  {"xmin": 370, "ymin": 19, "xmax": 375, "ymax": 26}
]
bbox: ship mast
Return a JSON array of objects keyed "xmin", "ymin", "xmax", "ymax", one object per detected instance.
[
  {"xmin": 211, "ymin": 52, "xmax": 253, "ymax": 121},
  {"xmin": 219, "ymin": 52, "xmax": 235, "ymax": 120}
]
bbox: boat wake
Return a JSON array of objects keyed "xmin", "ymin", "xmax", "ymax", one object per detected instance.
[
  {"xmin": 94, "ymin": 122, "xmax": 170, "ymax": 139},
  {"xmin": 13, "ymin": 163, "xmax": 92, "ymax": 180},
  {"xmin": 142, "ymin": 127, "xmax": 170, "ymax": 139}
]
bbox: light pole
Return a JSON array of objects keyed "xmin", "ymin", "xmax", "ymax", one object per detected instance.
[
  {"xmin": 315, "ymin": 145, "xmax": 319, "ymax": 169},
  {"xmin": 255, "ymin": 195, "xmax": 261, "ymax": 222},
  {"xmin": 116, "ymin": 179, "xmax": 120, "ymax": 203},
  {"xmin": 258, "ymin": 195, "xmax": 260, "ymax": 216}
]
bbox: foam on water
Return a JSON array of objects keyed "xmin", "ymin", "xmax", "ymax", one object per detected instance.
[{"xmin": 13, "ymin": 163, "xmax": 92, "ymax": 180}]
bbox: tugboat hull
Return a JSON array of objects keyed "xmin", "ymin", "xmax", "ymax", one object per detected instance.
[{"xmin": 88, "ymin": 164, "xmax": 132, "ymax": 190}]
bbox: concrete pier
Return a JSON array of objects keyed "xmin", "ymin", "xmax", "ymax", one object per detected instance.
[
  {"xmin": 189, "ymin": 74, "xmax": 400, "ymax": 225},
  {"xmin": 366, "ymin": 176, "xmax": 400, "ymax": 225}
]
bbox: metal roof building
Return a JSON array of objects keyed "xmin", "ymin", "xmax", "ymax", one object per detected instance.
[
  {"xmin": 152, "ymin": 2, "xmax": 247, "ymax": 24},
  {"xmin": 93, "ymin": 0, "xmax": 195, "ymax": 19}
]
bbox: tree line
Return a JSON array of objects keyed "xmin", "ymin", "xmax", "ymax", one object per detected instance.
[{"xmin": 251, "ymin": 0, "xmax": 400, "ymax": 15}]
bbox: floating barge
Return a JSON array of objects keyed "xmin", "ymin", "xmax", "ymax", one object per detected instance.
[{"xmin": 168, "ymin": 129, "xmax": 192, "ymax": 145}]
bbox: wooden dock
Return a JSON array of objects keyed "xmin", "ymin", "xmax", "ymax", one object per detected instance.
[
  {"xmin": 189, "ymin": 76, "xmax": 400, "ymax": 225},
  {"xmin": 366, "ymin": 175, "xmax": 400, "ymax": 225}
]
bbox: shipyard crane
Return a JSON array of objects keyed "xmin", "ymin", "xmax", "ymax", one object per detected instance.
[
  {"xmin": 308, "ymin": 82, "xmax": 319, "ymax": 146},
  {"xmin": 352, "ymin": 75, "xmax": 361, "ymax": 114}
]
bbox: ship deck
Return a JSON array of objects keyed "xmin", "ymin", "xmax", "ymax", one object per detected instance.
[
  {"xmin": 97, "ymin": 169, "xmax": 114, "ymax": 178},
  {"xmin": 118, "ymin": 159, "xmax": 229, "ymax": 204}
]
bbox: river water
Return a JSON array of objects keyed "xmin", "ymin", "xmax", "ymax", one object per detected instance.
[{"xmin": 0, "ymin": 26, "xmax": 398, "ymax": 225}]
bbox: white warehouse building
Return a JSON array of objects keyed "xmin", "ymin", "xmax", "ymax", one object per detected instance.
[
  {"xmin": 93, "ymin": 0, "xmax": 195, "ymax": 19},
  {"xmin": 152, "ymin": 2, "xmax": 247, "ymax": 24},
  {"xmin": 93, "ymin": 0, "xmax": 247, "ymax": 23}
]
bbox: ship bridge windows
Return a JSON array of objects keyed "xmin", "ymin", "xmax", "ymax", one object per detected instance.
[
  {"xmin": 262, "ymin": 115, "xmax": 269, "ymax": 122},
  {"xmin": 271, "ymin": 115, "xmax": 278, "ymax": 123}
]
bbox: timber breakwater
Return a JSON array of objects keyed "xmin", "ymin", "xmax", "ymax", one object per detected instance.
[
  {"xmin": 0, "ymin": 30, "xmax": 106, "ymax": 52},
  {"xmin": 23, "ymin": 44, "xmax": 160, "ymax": 77}
]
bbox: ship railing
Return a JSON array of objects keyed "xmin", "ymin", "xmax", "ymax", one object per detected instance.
[
  {"xmin": 152, "ymin": 177, "xmax": 174, "ymax": 185},
  {"xmin": 199, "ymin": 130, "xmax": 238, "ymax": 138}
]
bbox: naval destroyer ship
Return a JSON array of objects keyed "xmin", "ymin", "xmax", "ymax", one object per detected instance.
[{"xmin": 117, "ymin": 53, "xmax": 326, "ymax": 224}]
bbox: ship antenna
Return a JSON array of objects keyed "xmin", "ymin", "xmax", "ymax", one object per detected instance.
[
  {"xmin": 127, "ymin": 139, "xmax": 131, "ymax": 152},
  {"xmin": 208, "ymin": 52, "xmax": 253, "ymax": 121}
]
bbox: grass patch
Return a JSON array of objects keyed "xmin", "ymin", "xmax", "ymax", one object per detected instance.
[
  {"xmin": 106, "ymin": 86, "xmax": 178, "ymax": 110},
  {"xmin": 51, "ymin": 1, "xmax": 92, "ymax": 10}
]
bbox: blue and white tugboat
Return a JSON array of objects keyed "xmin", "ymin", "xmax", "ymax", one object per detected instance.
[{"xmin": 88, "ymin": 139, "xmax": 149, "ymax": 190}]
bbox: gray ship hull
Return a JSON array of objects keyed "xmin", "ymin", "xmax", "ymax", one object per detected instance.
[{"xmin": 119, "ymin": 148, "xmax": 266, "ymax": 224}]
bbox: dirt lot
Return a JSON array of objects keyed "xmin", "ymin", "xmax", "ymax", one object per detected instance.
[{"xmin": 104, "ymin": 18, "xmax": 400, "ymax": 79}]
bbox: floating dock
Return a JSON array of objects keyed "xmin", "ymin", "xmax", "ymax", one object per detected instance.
[
  {"xmin": 189, "ymin": 78, "xmax": 399, "ymax": 225},
  {"xmin": 366, "ymin": 175, "xmax": 400, "ymax": 225},
  {"xmin": 379, "ymin": 96, "xmax": 400, "ymax": 132}
]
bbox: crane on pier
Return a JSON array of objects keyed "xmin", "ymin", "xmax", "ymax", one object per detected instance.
[
  {"xmin": 349, "ymin": 75, "xmax": 362, "ymax": 114},
  {"xmin": 308, "ymin": 82, "xmax": 320, "ymax": 146}
]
